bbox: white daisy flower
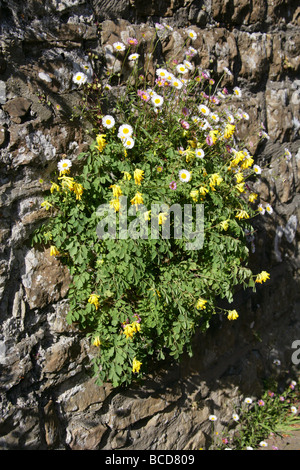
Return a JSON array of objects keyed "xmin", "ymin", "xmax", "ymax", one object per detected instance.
[
  {"xmin": 227, "ymin": 114, "xmax": 235, "ymax": 124},
  {"xmin": 259, "ymin": 441, "xmax": 268, "ymax": 448},
  {"xmin": 156, "ymin": 68, "xmax": 169, "ymax": 79},
  {"xmin": 183, "ymin": 60, "xmax": 194, "ymax": 71},
  {"xmin": 151, "ymin": 94, "xmax": 164, "ymax": 107},
  {"xmin": 258, "ymin": 204, "xmax": 265, "ymax": 215},
  {"xmin": 265, "ymin": 204, "xmax": 273, "ymax": 214},
  {"xmin": 187, "ymin": 29, "xmax": 197, "ymax": 41},
  {"xmin": 195, "ymin": 148, "xmax": 205, "ymax": 159},
  {"xmin": 246, "ymin": 447, "xmax": 254, "ymax": 450},
  {"xmin": 233, "ymin": 86, "xmax": 242, "ymax": 98},
  {"xmin": 223, "ymin": 66, "xmax": 233, "ymax": 76},
  {"xmin": 72, "ymin": 72, "xmax": 88, "ymax": 85},
  {"xmin": 102, "ymin": 115, "xmax": 115, "ymax": 129},
  {"xmin": 171, "ymin": 77, "xmax": 183, "ymax": 90},
  {"xmin": 58, "ymin": 158, "xmax": 72, "ymax": 174},
  {"xmin": 176, "ymin": 63, "xmax": 188, "ymax": 74},
  {"xmin": 199, "ymin": 119, "xmax": 210, "ymax": 131},
  {"xmin": 113, "ymin": 42, "xmax": 126, "ymax": 52},
  {"xmin": 122, "ymin": 136, "xmax": 135, "ymax": 149},
  {"xmin": 273, "ymin": 359, "xmax": 281, "ymax": 365},
  {"xmin": 244, "ymin": 397, "xmax": 253, "ymax": 404},
  {"xmin": 129, "ymin": 53, "xmax": 140, "ymax": 61},
  {"xmin": 291, "ymin": 406, "xmax": 298, "ymax": 414},
  {"xmin": 208, "ymin": 414, "xmax": 217, "ymax": 422},
  {"xmin": 186, "ymin": 46, "xmax": 197, "ymax": 57},
  {"xmin": 191, "ymin": 116, "xmax": 200, "ymax": 124},
  {"xmin": 210, "ymin": 112, "xmax": 219, "ymax": 123},
  {"xmin": 253, "ymin": 164, "xmax": 262, "ymax": 175},
  {"xmin": 198, "ymin": 104, "xmax": 210, "ymax": 116},
  {"xmin": 232, "ymin": 413, "xmax": 239, "ymax": 421},
  {"xmin": 242, "ymin": 111, "xmax": 250, "ymax": 120},
  {"xmin": 118, "ymin": 124, "xmax": 133, "ymax": 139},
  {"xmin": 179, "ymin": 169, "xmax": 191, "ymax": 183}
]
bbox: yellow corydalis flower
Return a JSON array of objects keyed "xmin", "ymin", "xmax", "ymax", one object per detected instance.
[
  {"xmin": 255, "ymin": 271, "xmax": 270, "ymax": 284},
  {"xmin": 59, "ymin": 175, "xmax": 75, "ymax": 191},
  {"xmin": 184, "ymin": 147, "xmax": 195, "ymax": 162},
  {"xmin": 123, "ymin": 321, "xmax": 141, "ymax": 340},
  {"xmin": 219, "ymin": 220, "xmax": 229, "ymax": 231},
  {"xmin": 50, "ymin": 182, "xmax": 60, "ymax": 193},
  {"xmin": 235, "ymin": 182, "xmax": 245, "ymax": 193},
  {"xmin": 199, "ymin": 186, "xmax": 209, "ymax": 198},
  {"xmin": 190, "ymin": 189, "xmax": 199, "ymax": 202},
  {"xmin": 110, "ymin": 184, "xmax": 122, "ymax": 198},
  {"xmin": 41, "ymin": 200, "xmax": 53, "ymax": 210},
  {"xmin": 96, "ymin": 134, "xmax": 106, "ymax": 152},
  {"xmin": 235, "ymin": 209, "xmax": 249, "ymax": 220},
  {"xmin": 134, "ymin": 169, "xmax": 144, "ymax": 185},
  {"xmin": 88, "ymin": 293, "xmax": 100, "ymax": 310},
  {"xmin": 132, "ymin": 358, "xmax": 142, "ymax": 373},
  {"xmin": 73, "ymin": 182, "xmax": 84, "ymax": 200},
  {"xmin": 227, "ymin": 310, "xmax": 239, "ymax": 320},
  {"xmin": 223, "ymin": 124, "xmax": 235, "ymax": 139},
  {"xmin": 110, "ymin": 198, "xmax": 121, "ymax": 212},
  {"xmin": 209, "ymin": 173, "xmax": 223, "ymax": 191},
  {"xmin": 158, "ymin": 212, "xmax": 168, "ymax": 225},
  {"xmin": 234, "ymin": 172, "xmax": 244, "ymax": 183},
  {"xmin": 123, "ymin": 171, "xmax": 132, "ymax": 181},
  {"xmin": 249, "ymin": 192, "xmax": 258, "ymax": 202},
  {"xmin": 196, "ymin": 298, "xmax": 207, "ymax": 310},
  {"xmin": 49, "ymin": 245, "xmax": 60, "ymax": 256},
  {"xmin": 93, "ymin": 336, "xmax": 101, "ymax": 347},
  {"xmin": 131, "ymin": 191, "xmax": 144, "ymax": 208},
  {"xmin": 209, "ymin": 130, "xmax": 219, "ymax": 144}
]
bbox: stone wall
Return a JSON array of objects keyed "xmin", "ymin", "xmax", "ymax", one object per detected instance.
[{"xmin": 0, "ymin": 0, "xmax": 299, "ymax": 449}]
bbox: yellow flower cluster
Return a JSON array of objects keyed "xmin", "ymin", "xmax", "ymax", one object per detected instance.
[
  {"xmin": 132, "ymin": 357, "xmax": 142, "ymax": 373},
  {"xmin": 96, "ymin": 134, "xmax": 106, "ymax": 152},
  {"xmin": 209, "ymin": 173, "xmax": 223, "ymax": 191},
  {"xmin": 88, "ymin": 293, "xmax": 100, "ymax": 310},
  {"xmin": 123, "ymin": 321, "xmax": 141, "ymax": 339},
  {"xmin": 255, "ymin": 271, "xmax": 270, "ymax": 284},
  {"xmin": 227, "ymin": 309, "xmax": 239, "ymax": 320},
  {"xmin": 196, "ymin": 298, "xmax": 207, "ymax": 310},
  {"xmin": 58, "ymin": 175, "xmax": 84, "ymax": 200}
]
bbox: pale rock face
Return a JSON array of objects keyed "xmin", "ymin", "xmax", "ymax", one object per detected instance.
[{"xmin": 0, "ymin": 0, "xmax": 299, "ymax": 451}]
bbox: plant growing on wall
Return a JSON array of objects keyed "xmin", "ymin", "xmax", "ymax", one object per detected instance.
[{"xmin": 33, "ymin": 25, "xmax": 272, "ymax": 387}]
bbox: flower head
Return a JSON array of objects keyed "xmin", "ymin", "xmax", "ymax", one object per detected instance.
[
  {"xmin": 209, "ymin": 415, "xmax": 218, "ymax": 422},
  {"xmin": 96, "ymin": 134, "xmax": 107, "ymax": 152},
  {"xmin": 102, "ymin": 115, "xmax": 115, "ymax": 129},
  {"xmin": 88, "ymin": 294, "xmax": 100, "ymax": 310},
  {"xmin": 131, "ymin": 191, "xmax": 144, "ymax": 208},
  {"xmin": 186, "ymin": 29, "xmax": 197, "ymax": 41},
  {"xmin": 132, "ymin": 358, "xmax": 142, "ymax": 373},
  {"xmin": 58, "ymin": 158, "xmax": 72, "ymax": 175},
  {"xmin": 227, "ymin": 310, "xmax": 239, "ymax": 320},
  {"xmin": 253, "ymin": 164, "xmax": 262, "ymax": 175},
  {"xmin": 255, "ymin": 271, "xmax": 270, "ymax": 284},
  {"xmin": 179, "ymin": 169, "xmax": 191, "ymax": 182},
  {"xmin": 151, "ymin": 94, "xmax": 164, "ymax": 107},
  {"xmin": 196, "ymin": 298, "xmax": 207, "ymax": 310},
  {"xmin": 72, "ymin": 72, "xmax": 87, "ymax": 85},
  {"xmin": 93, "ymin": 336, "xmax": 101, "ymax": 347},
  {"xmin": 176, "ymin": 63, "xmax": 188, "ymax": 74},
  {"xmin": 129, "ymin": 53, "xmax": 140, "ymax": 61},
  {"xmin": 118, "ymin": 124, "xmax": 133, "ymax": 139},
  {"xmin": 113, "ymin": 41, "xmax": 126, "ymax": 52},
  {"xmin": 195, "ymin": 148, "xmax": 205, "ymax": 159},
  {"xmin": 50, "ymin": 246, "xmax": 60, "ymax": 257},
  {"xmin": 169, "ymin": 181, "xmax": 177, "ymax": 190},
  {"xmin": 233, "ymin": 86, "xmax": 242, "ymax": 98},
  {"xmin": 134, "ymin": 169, "xmax": 144, "ymax": 185}
]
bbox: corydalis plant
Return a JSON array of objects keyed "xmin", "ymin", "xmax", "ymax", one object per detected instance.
[{"xmin": 33, "ymin": 25, "xmax": 273, "ymax": 388}]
